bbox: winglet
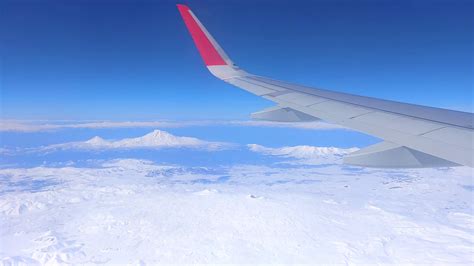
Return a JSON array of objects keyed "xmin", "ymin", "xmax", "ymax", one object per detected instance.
[
  {"xmin": 177, "ymin": 5, "xmax": 249, "ymax": 79},
  {"xmin": 177, "ymin": 4, "xmax": 229, "ymax": 66}
]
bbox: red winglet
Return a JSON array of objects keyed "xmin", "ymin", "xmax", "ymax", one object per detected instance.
[{"xmin": 177, "ymin": 4, "xmax": 227, "ymax": 66}]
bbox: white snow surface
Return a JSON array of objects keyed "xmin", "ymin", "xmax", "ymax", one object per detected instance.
[
  {"xmin": 41, "ymin": 130, "xmax": 229, "ymax": 151},
  {"xmin": 1, "ymin": 158, "xmax": 473, "ymax": 264}
]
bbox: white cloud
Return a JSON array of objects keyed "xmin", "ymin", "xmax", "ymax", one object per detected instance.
[
  {"xmin": 227, "ymin": 120, "xmax": 345, "ymax": 130},
  {"xmin": 40, "ymin": 129, "xmax": 231, "ymax": 151},
  {"xmin": 0, "ymin": 147, "xmax": 10, "ymax": 154},
  {"xmin": 0, "ymin": 119, "xmax": 344, "ymax": 132},
  {"xmin": 248, "ymin": 144, "xmax": 358, "ymax": 164},
  {"xmin": 0, "ymin": 159, "xmax": 472, "ymax": 264},
  {"xmin": 0, "ymin": 120, "xmax": 59, "ymax": 132},
  {"xmin": 0, "ymin": 120, "xmax": 205, "ymax": 132}
]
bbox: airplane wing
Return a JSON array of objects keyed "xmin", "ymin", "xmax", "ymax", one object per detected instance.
[{"xmin": 177, "ymin": 4, "xmax": 474, "ymax": 168}]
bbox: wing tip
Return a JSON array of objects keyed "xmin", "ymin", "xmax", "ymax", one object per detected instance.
[
  {"xmin": 176, "ymin": 4, "xmax": 189, "ymax": 11},
  {"xmin": 177, "ymin": 3, "xmax": 228, "ymax": 66}
]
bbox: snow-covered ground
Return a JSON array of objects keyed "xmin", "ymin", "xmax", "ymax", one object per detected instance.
[{"xmin": 0, "ymin": 128, "xmax": 473, "ymax": 264}]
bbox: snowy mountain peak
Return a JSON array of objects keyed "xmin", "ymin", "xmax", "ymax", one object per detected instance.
[
  {"xmin": 144, "ymin": 129, "xmax": 173, "ymax": 139},
  {"xmin": 85, "ymin": 136, "xmax": 107, "ymax": 145},
  {"xmin": 139, "ymin": 130, "xmax": 188, "ymax": 144},
  {"xmin": 115, "ymin": 129, "xmax": 202, "ymax": 147}
]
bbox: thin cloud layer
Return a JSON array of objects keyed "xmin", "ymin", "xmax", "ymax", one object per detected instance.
[{"xmin": 0, "ymin": 119, "xmax": 344, "ymax": 132}]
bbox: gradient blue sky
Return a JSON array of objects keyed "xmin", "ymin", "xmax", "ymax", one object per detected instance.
[{"xmin": 1, "ymin": 0, "xmax": 472, "ymax": 120}]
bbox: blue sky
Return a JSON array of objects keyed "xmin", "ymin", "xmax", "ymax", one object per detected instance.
[{"xmin": 1, "ymin": 0, "xmax": 473, "ymax": 120}]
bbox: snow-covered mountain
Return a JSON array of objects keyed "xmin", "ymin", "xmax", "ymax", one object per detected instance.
[
  {"xmin": 43, "ymin": 130, "xmax": 229, "ymax": 151},
  {"xmin": 248, "ymin": 144, "xmax": 359, "ymax": 164}
]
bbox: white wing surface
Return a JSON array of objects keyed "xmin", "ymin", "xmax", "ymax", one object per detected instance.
[{"xmin": 177, "ymin": 4, "xmax": 473, "ymax": 168}]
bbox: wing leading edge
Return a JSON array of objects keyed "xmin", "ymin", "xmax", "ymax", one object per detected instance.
[{"xmin": 177, "ymin": 4, "xmax": 474, "ymax": 168}]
